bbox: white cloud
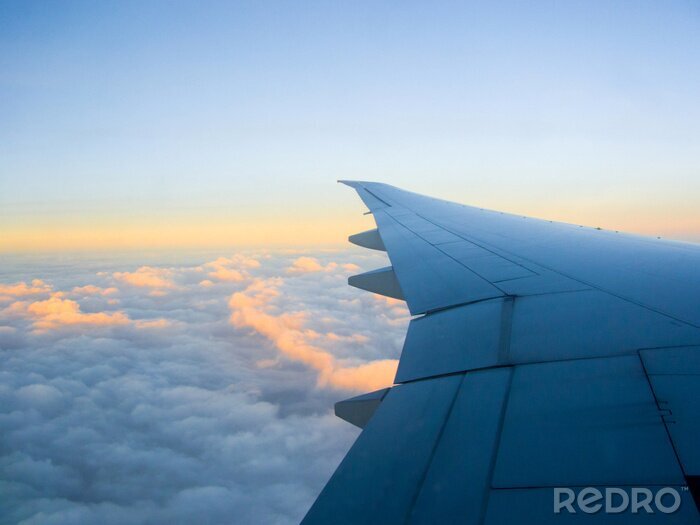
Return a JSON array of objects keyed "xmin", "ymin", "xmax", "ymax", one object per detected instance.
[
  {"xmin": 0, "ymin": 250, "xmax": 409, "ymax": 525},
  {"xmin": 0, "ymin": 279, "xmax": 52, "ymax": 302},
  {"xmin": 286, "ymin": 257, "xmax": 360, "ymax": 274},
  {"xmin": 229, "ymin": 278, "xmax": 398, "ymax": 392},
  {"xmin": 113, "ymin": 266, "xmax": 175, "ymax": 289},
  {"xmin": 70, "ymin": 285, "xmax": 118, "ymax": 297},
  {"xmin": 203, "ymin": 255, "xmax": 261, "ymax": 283}
]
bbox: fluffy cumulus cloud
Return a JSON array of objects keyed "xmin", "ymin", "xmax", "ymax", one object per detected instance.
[
  {"xmin": 229, "ymin": 278, "xmax": 397, "ymax": 391},
  {"xmin": 0, "ymin": 279, "xmax": 52, "ymax": 301},
  {"xmin": 0, "ymin": 249, "xmax": 409, "ymax": 525},
  {"xmin": 204, "ymin": 255, "xmax": 261, "ymax": 283},
  {"xmin": 286, "ymin": 256, "xmax": 360, "ymax": 274},
  {"xmin": 70, "ymin": 285, "xmax": 118, "ymax": 296},
  {"xmin": 113, "ymin": 266, "xmax": 176, "ymax": 291}
]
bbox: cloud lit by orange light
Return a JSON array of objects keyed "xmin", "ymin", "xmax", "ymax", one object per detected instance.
[
  {"xmin": 71, "ymin": 285, "xmax": 118, "ymax": 296},
  {"xmin": 287, "ymin": 256, "xmax": 361, "ymax": 274},
  {"xmin": 24, "ymin": 294, "xmax": 130, "ymax": 330},
  {"xmin": 204, "ymin": 255, "xmax": 261, "ymax": 282},
  {"xmin": 0, "ymin": 279, "xmax": 52, "ymax": 300},
  {"xmin": 113, "ymin": 266, "xmax": 175, "ymax": 289},
  {"xmin": 229, "ymin": 277, "xmax": 398, "ymax": 392},
  {"xmin": 0, "ymin": 280, "xmax": 171, "ymax": 332}
]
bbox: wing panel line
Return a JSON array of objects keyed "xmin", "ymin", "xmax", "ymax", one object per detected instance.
[{"xmin": 413, "ymin": 210, "xmax": 700, "ymax": 330}]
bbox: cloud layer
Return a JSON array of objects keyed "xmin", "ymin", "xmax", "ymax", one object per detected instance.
[
  {"xmin": 0, "ymin": 249, "xmax": 409, "ymax": 525},
  {"xmin": 229, "ymin": 277, "xmax": 397, "ymax": 391}
]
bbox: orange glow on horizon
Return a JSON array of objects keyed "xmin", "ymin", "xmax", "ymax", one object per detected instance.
[
  {"xmin": 1, "ymin": 213, "xmax": 377, "ymax": 252},
  {"xmin": 3, "ymin": 199, "xmax": 700, "ymax": 253}
]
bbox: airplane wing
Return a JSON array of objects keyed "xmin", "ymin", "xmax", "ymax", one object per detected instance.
[{"xmin": 301, "ymin": 182, "xmax": 700, "ymax": 524}]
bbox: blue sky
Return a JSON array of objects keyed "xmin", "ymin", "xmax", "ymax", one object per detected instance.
[
  {"xmin": 1, "ymin": 1, "xmax": 699, "ymax": 249},
  {"xmin": 1, "ymin": 4, "xmax": 700, "ymax": 523}
]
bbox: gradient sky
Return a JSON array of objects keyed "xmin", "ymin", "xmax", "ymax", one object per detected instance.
[{"xmin": 1, "ymin": 1, "xmax": 699, "ymax": 251}]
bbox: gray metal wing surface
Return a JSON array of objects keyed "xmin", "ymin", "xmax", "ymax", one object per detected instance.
[{"xmin": 302, "ymin": 182, "xmax": 700, "ymax": 524}]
